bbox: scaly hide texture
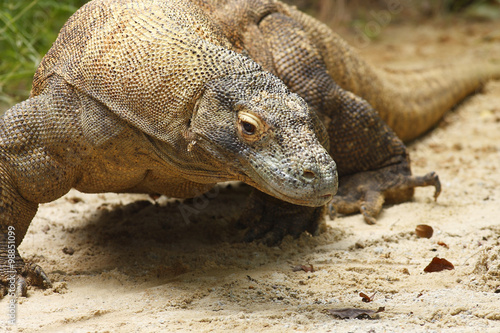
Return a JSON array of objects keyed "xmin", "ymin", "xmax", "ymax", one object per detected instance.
[{"xmin": 1, "ymin": 0, "xmax": 499, "ymax": 296}]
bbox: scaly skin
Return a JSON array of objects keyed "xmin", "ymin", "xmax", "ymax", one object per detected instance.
[
  {"xmin": 0, "ymin": 0, "xmax": 338, "ymax": 297},
  {"xmin": 1, "ymin": 0, "xmax": 497, "ymax": 295}
]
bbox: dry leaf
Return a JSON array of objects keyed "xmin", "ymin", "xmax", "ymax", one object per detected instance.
[
  {"xmin": 328, "ymin": 307, "xmax": 385, "ymax": 319},
  {"xmin": 292, "ymin": 264, "xmax": 315, "ymax": 273},
  {"xmin": 415, "ymin": 224, "xmax": 434, "ymax": 238},
  {"xmin": 437, "ymin": 241, "xmax": 449, "ymax": 249},
  {"xmin": 424, "ymin": 257, "xmax": 454, "ymax": 272},
  {"xmin": 359, "ymin": 292, "xmax": 376, "ymax": 303}
]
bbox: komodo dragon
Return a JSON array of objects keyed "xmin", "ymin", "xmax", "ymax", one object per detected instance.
[{"xmin": 1, "ymin": 0, "xmax": 499, "ymax": 297}]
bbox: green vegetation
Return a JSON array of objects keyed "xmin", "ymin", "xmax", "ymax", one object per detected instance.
[
  {"xmin": 0, "ymin": 0, "xmax": 88, "ymax": 110},
  {"xmin": 446, "ymin": 0, "xmax": 494, "ymax": 12}
]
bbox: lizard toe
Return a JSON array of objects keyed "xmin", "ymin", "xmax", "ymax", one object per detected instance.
[{"xmin": 1, "ymin": 261, "xmax": 52, "ymax": 299}]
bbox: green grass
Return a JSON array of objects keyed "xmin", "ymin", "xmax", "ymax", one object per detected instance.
[{"xmin": 0, "ymin": 0, "xmax": 88, "ymax": 111}]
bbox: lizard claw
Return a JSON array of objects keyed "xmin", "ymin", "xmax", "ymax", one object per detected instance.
[
  {"xmin": 22, "ymin": 262, "xmax": 52, "ymax": 289},
  {"xmin": 1, "ymin": 262, "xmax": 51, "ymax": 298},
  {"xmin": 1, "ymin": 233, "xmax": 52, "ymax": 298}
]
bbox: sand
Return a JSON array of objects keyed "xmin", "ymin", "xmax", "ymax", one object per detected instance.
[{"xmin": 2, "ymin": 16, "xmax": 500, "ymax": 333}]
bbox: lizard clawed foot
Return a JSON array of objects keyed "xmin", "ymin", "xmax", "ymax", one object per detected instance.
[
  {"xmin": 236, "ymin": 190, "xmax": 326, "ymax": 246},
  {"xmin": 1, "ymin": 262, "xmax": 52, "ymax": 298},
  {"xmin": 22, "ymin": 262, "xmax": 52, "ymax": 293},
  {"xmin": 1, "ymin": 245, "xmax": 52, "ymax": 298},
  {"xmin": 329, "ymin": 168, "xmax": 441, "ymax": 224}
]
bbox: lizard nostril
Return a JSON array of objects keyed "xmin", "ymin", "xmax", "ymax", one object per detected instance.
[{"xmin": 302, "ymin": 170, "xmax": 316, "ymax": 181}]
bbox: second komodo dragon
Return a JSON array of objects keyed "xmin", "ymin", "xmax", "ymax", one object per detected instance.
[{"xmin": 1, "ymin": 0, "xmax": 499, "ymax": 296}]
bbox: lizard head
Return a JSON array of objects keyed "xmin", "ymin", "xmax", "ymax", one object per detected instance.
[{"xmin": 187, "ymin": 71, "xmax": 338, "ymax": 207}]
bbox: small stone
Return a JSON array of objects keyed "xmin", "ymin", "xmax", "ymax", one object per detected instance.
[{"xmin": 62, "ymin": 246, "xmax": 75, "ymax": 255}]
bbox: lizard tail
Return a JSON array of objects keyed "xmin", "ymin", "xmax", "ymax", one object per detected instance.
[
  {"xmin": 367, "ymin": 63, "xmax": 500, "ymax": 141},
  {"xmin": 283, "ymin": 4, "xmax": 500, "ymax": 141}
]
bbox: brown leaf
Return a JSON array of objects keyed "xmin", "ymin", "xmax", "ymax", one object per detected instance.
[
  {"xmin": 292, "ymin": 264, "xmax": 315, "ymax": 273},
  {"xmin": 359, "ymin": 292, "xmax": 376, "ymax": 303},
  {"xmin": 415, "ymin": 224, "xmax": 434, "ymax": 238},
  {"xmin": 437, "ymin": 241, "xmax": 449, "ymax": 249},
  {"xmin": 424, "ymin": 257, "xmax": 454, "ymax": 272},
  {"xmin": 328, "ymin": 307, "xmax": 385, "ymax": 319}
]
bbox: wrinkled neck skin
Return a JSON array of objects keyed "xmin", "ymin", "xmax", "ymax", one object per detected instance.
[
  {"xmin": 150, "ymin": 71, "xmax": 338, "ymax": 207},
  {"xmin": 144, "ymin": 132, "xmax": 234, "ymax": 185}
]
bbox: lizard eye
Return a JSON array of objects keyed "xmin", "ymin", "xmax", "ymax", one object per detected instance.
[
  {"xmin": 237, "ymin": 111, "xmax": 266, "ymax": 142},
  {"xmin": 242, "ymin": 121, "xmax": 256, "ymax": 135}
]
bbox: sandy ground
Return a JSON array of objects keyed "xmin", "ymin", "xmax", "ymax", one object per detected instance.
[{"xmin": 2, "ymin": 17, "xmax": 500, "ymax": 333}]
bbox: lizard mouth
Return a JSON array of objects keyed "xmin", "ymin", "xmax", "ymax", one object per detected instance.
[
  {"xmin": 275, "ymin": 187, "xmax": 335, "ymax": 207},
  {"xmin": 242, "ymin": 167, "xmax": 337, "ymax": 207},
  {"xmin": 262, "ymin": 184, "xmax": 335, "ymax": 207}
]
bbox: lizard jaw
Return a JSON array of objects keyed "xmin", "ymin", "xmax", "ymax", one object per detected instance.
[{"xmin": 241, "ymin": 162, "xmax": 338, "ymax": 208}]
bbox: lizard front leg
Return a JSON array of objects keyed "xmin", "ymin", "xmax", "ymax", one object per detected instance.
[
  {"xmin": 257, "ymin": 12, "xmax": 440, "ymax": 224},
  {"xmin": 237, "ymin": 189, "xmax": 326, "ymax": 246},
  {"xmin": 0, "ymin": 180, "xmax": 49, "ymax": 297},
  {"xmin": 0, "ymin": 93, "xmax": 78, "ymax": 297},
  {"xmin": 327, "ymin": 158, "xmax": 441, "ymax": 224},
  {"xmin": 0, "ymin": 160, "xmax": 52, "ymax": 297},
  {"xmin": 320, "ymin": 88, "xmax": 441, "ymax": 224}
]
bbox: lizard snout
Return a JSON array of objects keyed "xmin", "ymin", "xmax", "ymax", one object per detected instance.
[{"xmin": 293, "ymin": 153, "xmax": 338, "ymax": 206}]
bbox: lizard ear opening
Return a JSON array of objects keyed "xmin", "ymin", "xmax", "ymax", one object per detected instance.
[
  {"xmin": 190, "ymin": 91, "xmax": 203, "ymax": 127},
  {"xmin": 184, "ymin": 90, "xmax": 204, "ymax": 140}
]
